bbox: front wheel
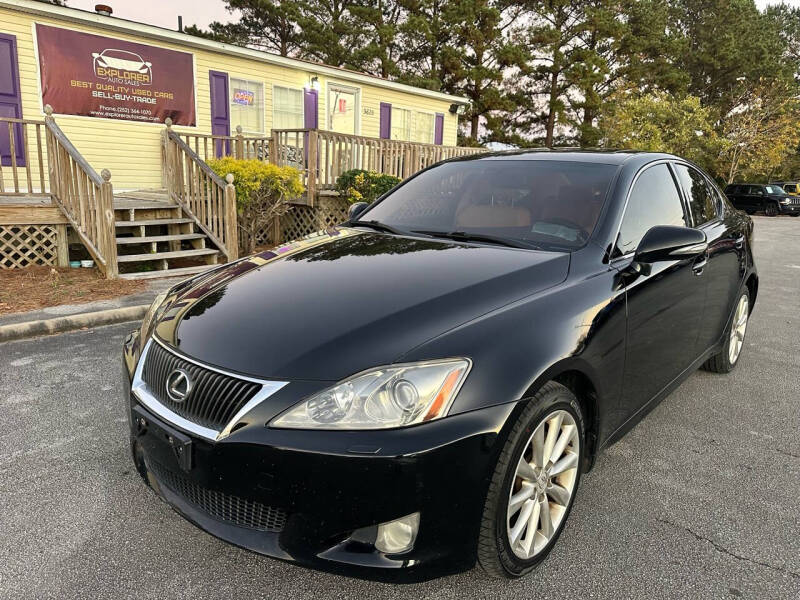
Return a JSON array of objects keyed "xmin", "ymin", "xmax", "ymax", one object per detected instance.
[
  {"xmin": 477, "ymin": 382, "xmax": 584, "ymax": 578},
  {"xmin": 765, "ymin": 203, "xmax": 779, "ymax": 216},
  {"xmin": 702, "ymin": 290, "xmax": 750, "ymax": 373}
]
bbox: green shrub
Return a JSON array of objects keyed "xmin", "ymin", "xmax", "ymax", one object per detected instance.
[
  {"xmin": 207, "ymin": 157, "xmax": 304, "ymax": 254},
  {"xmin": 335, "ymin": 169, "xmax": 401, "ymax": 204}
]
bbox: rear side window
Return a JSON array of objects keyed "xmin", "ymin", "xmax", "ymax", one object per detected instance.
[
  {"xmin": 673, "ymin": 164, "xmax": 717, "ymax": 225},
  {"xmin": 615, "ymin": 163, "xmax": 687, "ymax": 257},
  {"xmin": 725, "ymin": 185, "xmax": 740, "ymax": 195}
]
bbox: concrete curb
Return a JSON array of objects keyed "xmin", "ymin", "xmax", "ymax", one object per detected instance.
[{"xmin": 0, "ymin": 305, "xmax": 148, "ymax": 343}]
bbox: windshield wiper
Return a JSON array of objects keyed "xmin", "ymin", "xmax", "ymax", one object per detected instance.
[
  {"xmin": 411, "ymin": 230, "xmax": 540, "ymax": 250},
  {"xmin": 349, "ymin": 220, "xmax": 408, "ymax": 235}
]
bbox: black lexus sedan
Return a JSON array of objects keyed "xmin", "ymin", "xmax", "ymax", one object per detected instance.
[
  {"xmin": 723, "ymin": 182, "xmax": 800, "ymax": 216},
  {"xmin": 122, "ymin": 150, "xmax": 757, "ymax": 580}
]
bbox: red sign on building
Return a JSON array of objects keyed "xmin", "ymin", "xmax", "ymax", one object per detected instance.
[{"xmin": 36, "ymin": 24, "xmax": 196, "ymax": 126}]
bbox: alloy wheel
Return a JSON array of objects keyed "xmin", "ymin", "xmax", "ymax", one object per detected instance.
[
  {"xmin": 506, "ymin": 409, "xmax": 579, "ymax": 559},
  {"xmin": 728, "ymin": 294, "xmax": 749, "ymax": 365}
]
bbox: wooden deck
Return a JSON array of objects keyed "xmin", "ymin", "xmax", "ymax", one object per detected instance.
[{"xmin": 113, "ymin": 189, "xmax": 172, "ymax": 210}]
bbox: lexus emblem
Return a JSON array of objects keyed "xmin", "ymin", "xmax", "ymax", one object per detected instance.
[{"xmin": 166, "ymin": 369, "xmax": 192, "ymax": 403}]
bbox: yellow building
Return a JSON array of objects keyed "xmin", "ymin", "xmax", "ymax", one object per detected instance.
[{"xmin": 0, "ymin": 0, "xmax": 469, "ymax": 191}]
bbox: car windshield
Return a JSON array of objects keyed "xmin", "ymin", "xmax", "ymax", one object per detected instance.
[
  {"xmin": 765, "ymin": 185, "xmax": 787, "ymax": 195},
  {"xmin": 359, "ymin": 159, "xmax": 619, "ymax": 251}
]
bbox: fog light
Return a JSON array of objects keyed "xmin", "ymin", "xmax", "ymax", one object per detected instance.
[{"xmin": 374, "ymin": 512, "xmax": 420, "ymax": 554}]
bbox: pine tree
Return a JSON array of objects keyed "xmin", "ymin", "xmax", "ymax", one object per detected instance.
[
  {"xmin": 349, "ymin": 0, "xmax": 405, "ymax": 78},
  {"xmin": 396, "ymin": 0, "xmax": 457, "ymax": 90},
  {"xmin": 297, "ymin": 0, "xmax": 363, "ymax": 67},
  {"xmin": 440, "ymin": 0, "xmax": 528, "ymax": 140},
  {"xmin": 185, "ymin": 0, "xmax": 304, "ymax": 58},
  {"xmin": 525, "ymin": 0, "xmax": 587, "ymax": 147}
]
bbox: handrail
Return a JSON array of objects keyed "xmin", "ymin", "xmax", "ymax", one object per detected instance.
[
  {"xmin": 43, "ymin": 106, "xmax": 118, "ymax": 278},
  {"xmin": 162, "ymin": 123, "xmax": 238, "ymax": 261}
]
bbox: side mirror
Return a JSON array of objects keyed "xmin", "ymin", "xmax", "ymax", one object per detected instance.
[
  {"xmin": 348, "ymin": 202, "xmax": 369, "ymax": 221},
  {"xmin": 634, "ymin": 226, "xmax": 708, "ymax": 265}
]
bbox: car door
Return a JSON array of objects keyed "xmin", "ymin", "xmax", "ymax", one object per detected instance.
[
  {"xmin": 724, "ymin": 185, "xmax": 741, "ymax": 210},
  {"xmin": 673, "ymin": 163, "xmax": 743, "ymax": 354},
  {"xmin": 613, "ymin": 162, "xmax": 708, "ymax": 420},
  {"xmin": 749, "ymin": 185, "xmax": 766, "ymax": 211}
]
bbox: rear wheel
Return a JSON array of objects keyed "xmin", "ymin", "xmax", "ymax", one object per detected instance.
[
  {"xmin": 702, "ymin": 290, "xmax": 750, "ymax": 373},
  {"xmin": 765, "ymin": 202, "xmax": 779, "ymax": 216},
  {"xmin": 477, "ymin": 382, "xmax": 584, "ymax": 578}
]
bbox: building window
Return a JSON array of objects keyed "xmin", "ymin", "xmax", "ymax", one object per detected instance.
[
  {"xmin": 229, "ymin": 77, "xmax": 264, "ymax": 134},
  {"xmin": 273, "ymin": 85, "xmax": 304, "ymax": 130},
  {"xmin": 391, "ymin": 107, "xmax": 411, "ymax": 140},
  {"xmin": 413, "ymin": 112, "xmax": 434, "ymax": 144},
  {"xmin": 328, "ymin": 83, "xmax": 360, "ymax": 135}
]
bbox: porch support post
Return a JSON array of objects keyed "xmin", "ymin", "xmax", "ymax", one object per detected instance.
[
  {"xmin": 235, "ymin": 125, "xmax": 244, "ymax": 160},
  {"xmin": 99, "ymin": 168, "xmax": 118, "ymax": 279},
  {"xmin": 224, "ymin": 173, "xmax": 239, "ymax": 261},
  {"xmin": 306, "ymin": 128, "xmax": 318, "ymax": 205},
  {"xmin": 55, "ymin": 223, "xmax": 69, "ymax": 267}
]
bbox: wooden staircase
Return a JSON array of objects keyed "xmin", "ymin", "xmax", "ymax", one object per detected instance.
[{"xmin": 113, "ymin": 190, "xmax": 222, "ymax": 279}]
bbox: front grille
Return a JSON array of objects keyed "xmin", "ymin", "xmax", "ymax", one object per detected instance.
[
  {"xmin": 142, "ymin": 341, "xmax": 262, "ymax": 431},
  {"xmin": 149, "ymin": 459, "xmax": 287, "ymax": 532}
]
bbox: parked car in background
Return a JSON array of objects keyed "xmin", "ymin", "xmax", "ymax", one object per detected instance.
[
  {"xmin": 724, "ymin": 183, "xmax": 800, "ymax": 216},
  {"xmin": 770, "ymin": 181, "xmax": 800, "ymax": 195},
  {"xmin": 123, "ymin": 150, "xmax": 758, "ymax": 580}
]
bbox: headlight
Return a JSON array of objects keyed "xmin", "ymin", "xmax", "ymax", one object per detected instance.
[
  {"xmin": 139, "ymin": 290, "xmax": 169, "ymax": 341},
  {"xmin": 270, "ymin": 359, "xmax": 471, "ymax": 430},
  {"xmin": 780, "ymin": 198, "xmax": 791, "ymax": 204}
]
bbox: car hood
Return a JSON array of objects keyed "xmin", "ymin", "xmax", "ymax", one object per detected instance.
[{"xmin": 153, "ymin": 228, "xmax": 569, "ymax": 381}]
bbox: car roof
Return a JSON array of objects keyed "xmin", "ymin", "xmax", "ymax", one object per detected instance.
[{"xmin": 448, "ymin": 148, "xmax": 680, "ymax": 166}]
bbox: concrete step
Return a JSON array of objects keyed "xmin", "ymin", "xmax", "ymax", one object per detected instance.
[
  {"xmin": 116, "ymin": 233, "xmax": 205, "ymax": 245},
  {"xmin": 119, "ymin": 265, "xmax": 218, "ymax": 280},
  {"xmin": 115, "ymin": 218, "xmax": 194, "ymax": 227},
  {"xmin": 117, "ymin": 248, "xmax": 218, "ymax": 263}
]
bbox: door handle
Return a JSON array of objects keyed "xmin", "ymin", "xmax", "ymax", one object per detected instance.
[{"xmin": 734, "ymin": 236, "xmax": 745, "ymax": 249}]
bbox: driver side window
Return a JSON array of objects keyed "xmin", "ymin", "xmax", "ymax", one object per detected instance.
[{"xmin": 615, "ymin": 164, "xmax": 688, "ymax": 257}]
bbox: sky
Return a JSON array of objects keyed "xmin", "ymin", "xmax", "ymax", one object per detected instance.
[
  {"xmin": 68, "ymin": 0, "xmax": 239, "ymax": 31},
  {"xmin": 69, "ymin": 0, "xmax": 800, "ymax": 31}
]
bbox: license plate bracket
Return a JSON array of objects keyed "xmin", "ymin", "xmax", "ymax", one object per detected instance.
[{"xmin": 133, "ymin": 405, "xmax": 193, "ymax": 471}]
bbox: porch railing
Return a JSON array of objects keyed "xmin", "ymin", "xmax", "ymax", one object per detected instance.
[
  {"xmin": 176, "ymin": 125, "xmax": 270, "ymax": 164},
  {"xmin": 166, "ymin": 124, "xmax": 483, "ymax": 207},
  {"xmin": 270, "ymin": 129, "xmax": 485, "ymax": 203},
  {"xmin": 43, "ymin": 108, "xmax": 118, "ymax": 278},
  {"xmin": 162, "ymin": 120, "xmax": 238, "ymax": 261},
  {"xmin": 0, "ymin": 116, "xmax": 50, "ymax": 196}
]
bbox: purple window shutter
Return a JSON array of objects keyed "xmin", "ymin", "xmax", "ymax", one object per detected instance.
[
  {"xmin": 434, "ymin": 113, "xmax": 444, "ymax": 145},
  {"xmin": 303, "ymin": 88, "xmax": 318, "ymax": 129},
  {"xmin": 379, "ymin": 102, "xmax": 391, "ymax": 139},
  {"xmin": 0, "ymin": 33, "xmax": 25, "ymax": 167},
  {"xmin": 208, "ymin": 70, "xmax": 230, "ymax": 158}
]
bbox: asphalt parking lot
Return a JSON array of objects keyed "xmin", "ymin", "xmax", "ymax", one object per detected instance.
[{"xmin": 1, "ymin": 216, "xmax": 798, "ymax": 599}]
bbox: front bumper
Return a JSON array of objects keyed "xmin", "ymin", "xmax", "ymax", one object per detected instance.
[
  {"xmin": 122, "ymin": 332, "xmax": 516, "ymax": 580},
  {"xmin": 778, "ymin": 202, "xmax": 800, "ymax": 214}
]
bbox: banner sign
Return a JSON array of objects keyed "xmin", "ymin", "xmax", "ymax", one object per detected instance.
[
  {"xmin": 233, "ymin": 88, "xmax": 255, "ymax": 106},
  {"xmin": 36, "ymin": 24, "xmax": 196, "ymax": 126}
]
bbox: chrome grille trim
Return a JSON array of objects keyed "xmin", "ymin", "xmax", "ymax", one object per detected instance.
[{"xmin": 131, "ymin": 338, "xmax": 288, "ymax": 441}]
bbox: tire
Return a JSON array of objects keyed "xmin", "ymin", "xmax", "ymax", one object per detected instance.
[
  {"xmin": 765, "ymin": 203, "xmax": 778, "ymax": 216},
  {"xmin": 477, "ymin": 381, "xmax": 584, "ymax": 578},
  {"xmin": 702, "ymin": 289, "xmax": 750, "ymax": 373}
]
